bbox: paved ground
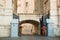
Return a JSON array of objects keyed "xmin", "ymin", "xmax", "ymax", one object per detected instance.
[{"xmin": 0, "ymin": 36, "xmax": 60, "ymax": 40}]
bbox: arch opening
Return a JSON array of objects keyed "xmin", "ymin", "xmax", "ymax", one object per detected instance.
[{"xmin": 18, "ymin": 20, "xmax": 40, "ymax": 36}]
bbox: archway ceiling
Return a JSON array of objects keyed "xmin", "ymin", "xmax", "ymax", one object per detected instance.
[{"xmin": 20, "ymin": 20, "xmax": 39, "ymax": 26}]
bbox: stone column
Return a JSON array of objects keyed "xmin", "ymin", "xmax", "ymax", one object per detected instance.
[
  {"xmin": 50, "ymin": 0, "xmax": 58, "ymax": 35},
  {"xmin": 50, "ymin": 0, "xmax": 58, "ymax": 28}
]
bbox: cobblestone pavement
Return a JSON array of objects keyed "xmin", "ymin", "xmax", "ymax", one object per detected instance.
[{"xmin": 0, "ymin": 36, "xmax": 60, "ymax": 40}]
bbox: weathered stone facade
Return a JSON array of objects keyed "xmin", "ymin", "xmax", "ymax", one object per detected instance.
[
  {"xmin": 17, "ymin": 0, "xmax": 41, "ymax": 35},
  {"xmin": 0, "ymin": 0, "xmax": 13, "ymax": 37},
  {"xmin": 0, "ymin": 0, "xmax": 60, "ymax": 37},
  {"xmin": 43, "ymin": 0, "xmax": 60, "ymax": 36}
]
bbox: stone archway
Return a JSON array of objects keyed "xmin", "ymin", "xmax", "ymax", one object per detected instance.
[{"xmin": 18, "ymin": 20, "xmax": 40, "ymax": 36}]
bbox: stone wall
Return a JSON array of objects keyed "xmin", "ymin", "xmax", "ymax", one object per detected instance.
[
  {"xmin": 19, "ymin": 14, "xmax": 40, "ymax": 22},
  {"xmin": 0, "ymin": 0, "xmax": 13, "ymax": 37},
  {"xmin": 17, "ymin": 0, "xmax": 34, "ymax": 13}
]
